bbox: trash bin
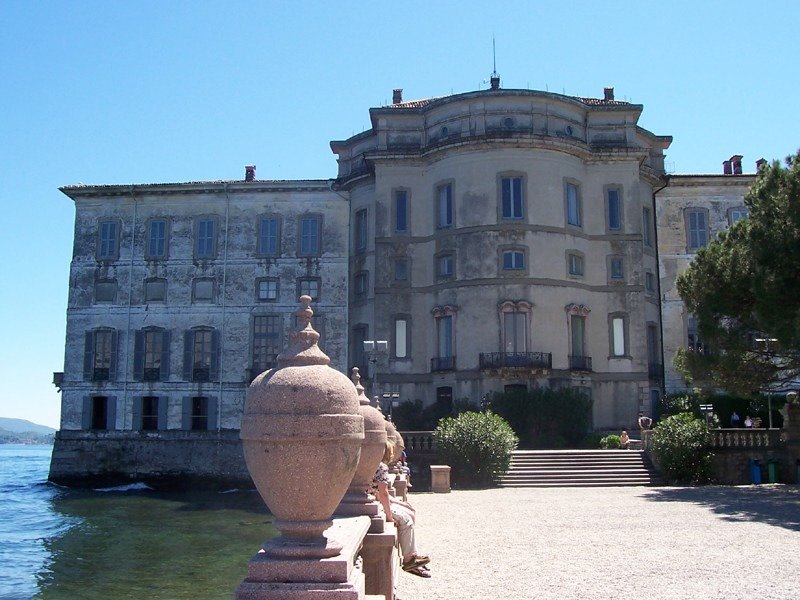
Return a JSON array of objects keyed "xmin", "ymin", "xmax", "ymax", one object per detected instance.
[
  {"xmin": 767, "ymin": 460, "xmax": 778, "ymax": 483},
  {"xmin": 749, "ymin": 459, "xmax": 762, "ymax": 485}
]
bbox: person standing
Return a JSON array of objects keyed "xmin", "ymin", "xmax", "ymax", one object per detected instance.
[
  {"xmin": 638, "ymin": 411, "xmax": 653, "ymax": 434},
  {"xmin": 730, "ymin": 411, "xmax": 741, "ymax": 428}
]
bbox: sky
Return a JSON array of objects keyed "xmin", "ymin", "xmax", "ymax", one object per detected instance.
[{"xmin": 1, "ymin": 0, "xmax": 798, "ymax": 429}]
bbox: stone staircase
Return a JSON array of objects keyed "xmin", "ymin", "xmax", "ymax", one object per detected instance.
[{"xmin": 497, "ymin": 449, "xmax": 663, "ymax": 487}]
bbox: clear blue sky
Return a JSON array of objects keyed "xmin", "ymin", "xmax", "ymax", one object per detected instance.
[{"xmin": 1, "ymin": 1, "xmax": 798, "ymax": 428}]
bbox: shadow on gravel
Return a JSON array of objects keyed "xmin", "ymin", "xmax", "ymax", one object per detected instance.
[{"xmin": 641, "ymin": 485, "xmax": 800, "ymax": 532}]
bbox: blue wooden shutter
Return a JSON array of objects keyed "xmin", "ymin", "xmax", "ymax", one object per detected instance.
[
  {"xmin": 181, "ymin": 396, "xmax": 192, "ymax": 429},
  {"xmin": 133, "ymin": 330, "xmax": 144, "ymax": 380},
  {"xmin": 158, "ymin": 396, "xmax": 169, "ymax": 430},
  {"xmin": 207, "ymin": 396, "xmax": 219, "ymax": 430},
  {"xmin": 109, "ymin": 330, "xmax": 119, "ymax": 381},
  {"xmin": 106, "ymin": 396, "xmax": 117, "ymax": 430},
  {"xmin": 161, "ymin": 330, "xmax": 171, "ymax": 379},
  {"xmin": 84, "ymin": 332, "xmax": 94, "ymax": 381},
  {"xmin": 183, "ymin": 331, "xmax": 192, "ymax": 380},
  {"xmin": 210, "ymin": 330, "xmax": 221, "ymax": 381},
  {"xmin": 132, "ymin": 396, "xmax": 142, "ymax": 430}
]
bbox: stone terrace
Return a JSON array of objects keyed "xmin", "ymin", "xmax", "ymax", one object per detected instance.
[{"xmin": 396, "ymin": 485, "xmax": 800, "ymax": 600}]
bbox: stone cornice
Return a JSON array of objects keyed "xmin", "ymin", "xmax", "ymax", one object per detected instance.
[{"xmin": 60, "ymin": 179, "xmax": 336, "ymax": 200}]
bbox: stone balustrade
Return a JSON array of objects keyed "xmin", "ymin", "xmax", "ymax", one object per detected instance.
[
  {"xmin": 711, "ymin": 429, "xmax": 785, "ymax": 448},
  {"xmin": 399, "ymin": 431, "xmax": 436, "ymax": 452}
]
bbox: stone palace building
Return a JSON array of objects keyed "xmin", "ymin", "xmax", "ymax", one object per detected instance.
[{"xmin": 50, "ymin": 79, "xmax": 757, "ymax": 486}]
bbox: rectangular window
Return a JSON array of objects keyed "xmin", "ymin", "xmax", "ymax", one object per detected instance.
[
  {"xmin": 502, "ymin": 250, "xmax": 525, "ymax": 270},
  {"xmin": 643, "ymin": 207, "xmax": 653, "ymax": 247},
  {"xmin": 193, "ymin": 278, "xmax": 214, "ymax": 302},
  {"xmin": 568, "ymin": 253, "xmax": 584, "ymax": 276},
  {"xmin": 253, "ymin": 315, "xmax": 280, "ymax": 373},
  {"xmin": 395, "ymin": 190, "xmax": 408, "ymax": 233},
  {"xmin": 143, "ymin": 330, "xmax": 163, "ymax": 380},
  {"xmin": 687, "ymin": 315, "xmax": 704, "ymax": 353},
  {"xmin": 93, "ymin": 330, "xmax": 113, "ymax": 381},
  {"xmin": 355, "ymin": 209, "xmax": 368, "ymax": 252},
  {"xmin": 503, "ymin": 312, "xmax": 527, "ymax": 353},
  {"xmin": 566, "ymin": 183, "xmax": 581, "ymax": 227},
  {"xmin": 91, "ymin": 396, "xmax": 109, "ymax": 430},
  {"xmin": 394, "ymin": 257, "xmax": 409, "ymax": 281},
  {"xmin": 610, "ymin": 257, "xmax": 624, "ymax": 280},
  {"xmin": 607, "ymin": 189, "xmax": 621, "ymax": 231},
  {"xmin": 501, "ymin": 176, "xmax": 524, "ymax": 219},
  {"xmin": 191, "ymin": 397, "xmax": 208, "ymax": 431},
  {"xmin": 729, "ymin": 209, "xmax": 749, "ymax": 225},
  {"xmin": 612, "ymin": 317, "xmax": 626, "ymax": 356},
  {"xmin": 437, "ymin": 315, "xmax": 453, "ymax": 358},
  {"xmin": 257, "ymin": 278, "xmax": 278, "ymax": 302},
  {"xmin": 437, "ymin": 254, "xmax": 454, "ymax": 277},
  {"xmin": 98, "ymin": 221, "xmax": 118, "ymax": 260},
  {"xmin": 95, "ymin": 279, "xmax": 117, "ymax": 303},
  {"xmin": 437, "ymin": 183, "xmax": 453, "ymax": 228},
  {"xmin": 355, "ymin": 271, "xmax": 368, "ymax": 297},
  {"xmin": 141, "ymin": 396, "xmax": 159, "ymax": 431},
  {"xmin": 258, "ymin": 216, "xmax": 280, "ymax": 256},
  {"xmin": 571, "ymin": 315, "xmax": 586, "ymax": 357},
  {"xmin": 395, "ymin": 318, "xmax": 408, "ymax": 358},
  {"xmin": 148, "ymin": 219, "xmax": 167, "ymax": 259},
  {"xmin": 645, "ymin": 271, "xmax": 656, "ymax": 293},
  {"xmin": 196, "ymin": 218, "xmax": 216, "ymax": 258},
  {"xmin": 687, "ymin": 210, "xmax": 708, "ymax": 250},
  {"xmin": 145, "ymin": 278, "xmax": 166, "ymax": 303},
  {"xmin": 299, "ymin": 278, "xmax": 320, "ymax": 301},
  {"xmin": 193, "ymin": 329, "xmax": 213, "ymax": 380},
  {"xmin": 299, "ymin": 215, "xmax": 321, "ymax": 256}
]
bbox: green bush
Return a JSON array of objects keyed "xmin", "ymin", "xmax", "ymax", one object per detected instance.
[
  {"xmin": 599, "ymin": 434, "xmax": 621, "ymax": 449},
  {"xmin": 392, "ymin": 397, "xmax": 482, "ymax": 431},
  {"xmin": 433, "ymin": 411, "xmax": 518, "ymax": 486},
  {"xmin": 650, "ymin": 412, "xmax": 714, "ymax": 483}
]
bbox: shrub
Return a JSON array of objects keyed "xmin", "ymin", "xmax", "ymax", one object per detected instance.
[
  {"xmin": 599, "ymin": 434, "xmax": 621, "ymax": 449},
  {"xmin": 433, "ymin": 411, "xmax": 518, "ymax": 486},
  {"xmin": 650, "ymin": 412, "xmax": 713, "ymax": 483}
]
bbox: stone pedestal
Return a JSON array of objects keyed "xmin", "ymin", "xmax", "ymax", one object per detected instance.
[
  {"xmin": 235, "ymin": 517, "xmax": 371, "ymax": 599},
  {"xmin": 430, "ymin": 465, "xmax": 451, "ymax": 493},
  {"xmin": 361, "ymin": 522, "xmax": 398, "ymax": 600}
]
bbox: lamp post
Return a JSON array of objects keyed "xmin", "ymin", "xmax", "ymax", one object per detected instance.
[
  {"xmin": 383, "ymin": 391, "xmax": 400, "ymax": 421},
  {"xmin": 756, "ymin": 338, "xmax": 778, "ymax": 429},
  {"xmin": 363, "ymin": 340, "xmax": 388, "ymax": 409}
]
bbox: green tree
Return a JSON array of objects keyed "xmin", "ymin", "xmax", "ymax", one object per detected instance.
[{"xmin": 676, "ymin": 151, "xmax": 800, "ymax": 395}]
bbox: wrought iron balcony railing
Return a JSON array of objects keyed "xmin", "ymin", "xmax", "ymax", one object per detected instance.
[
  {"xmin": 568, "ymin": 355, "xmax": 593, "ymax": 371},
  {"xmin": 430, "ymin": 356, "xmax": 456, "ymax": 372},
  {"xmin": 479, "ymin": 352, "xmax": 552, "ymax": 370}
]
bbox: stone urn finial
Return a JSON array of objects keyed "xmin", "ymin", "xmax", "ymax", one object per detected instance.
[
  {"xmin": 336, "ymin": 368, "xmax": 388, "ymax": 519},
  {"xmin": 240, "ymin": 295, "xmax": 364, "ymax": 559}
]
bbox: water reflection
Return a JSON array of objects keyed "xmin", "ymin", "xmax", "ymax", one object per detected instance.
[{"xmin": 37, "ymin": 488, "xmax": 276, "ymax": 600}]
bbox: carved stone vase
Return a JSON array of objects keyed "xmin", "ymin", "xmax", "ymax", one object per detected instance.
[
  {"xmin": 240, "ymin": 296, "xmax": 364, "ymax": 559},
  {"xmin": 336, "ymin": 367, "xmax": 387, "ymax": 516}
]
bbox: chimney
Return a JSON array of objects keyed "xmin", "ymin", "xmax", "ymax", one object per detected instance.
[
  {"xmin": 730, "ymin": 155, "xmax": 743, "ymax": 175},
  {"xmin": 245, "ymin": 165, "xmax": 256, "ymax": 182},
  {"xmin": 723, "ymin": 160, "xmax": 732, "ymax": 175},
  {"xmin": 392, "ymin": 89, "xmax": 403, "ymax": 104},
  {"xmin": 604, "ymin": 86, "xmax": 615, "ymax": 101},
  {"xmin": 756, "ymin": 158, "xmax": 767, "ymax": 171},
  {"xmin": 490, "ymin": 74, "xmax": 500, "ymax": 90}
]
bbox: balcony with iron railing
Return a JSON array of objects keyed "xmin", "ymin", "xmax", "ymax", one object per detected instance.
[
  {"xmin": 430, "ymin": 356, "xmax": 456, "ymax": 372},
  {"xmin": 568, "ymin": 355, "xmax": 593, "ymax": 372},
  {"xmin": 479, "ymin": 352, "xmax": 552, "ymax": 371}
]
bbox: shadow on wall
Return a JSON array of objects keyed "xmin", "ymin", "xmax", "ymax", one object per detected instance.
[{"xmin": 641, "ymin": 486, "xmax": 800, "ymax": 533}]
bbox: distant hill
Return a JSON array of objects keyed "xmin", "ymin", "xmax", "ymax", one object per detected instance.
[{"xmin": 0, "ymin": 418, "xmax": 56, "ymax": 435}]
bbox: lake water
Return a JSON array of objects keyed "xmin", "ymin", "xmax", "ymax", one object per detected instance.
[{"xmin": 0, "ymin": 444, "xmax": 277, "ymax": 599}]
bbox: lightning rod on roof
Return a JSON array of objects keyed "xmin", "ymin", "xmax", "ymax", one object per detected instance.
[{"xmin": 489, "ymin": 37, "xmax": 500, "ymax": 90}]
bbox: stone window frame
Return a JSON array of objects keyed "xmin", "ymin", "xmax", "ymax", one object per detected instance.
[
  {"xmin": 499, "ymin": 244, "xmax": 528, "ymax": 274},
  {"xmin": 192, "ymin": 277, "xmax": 216, "ymax": 303},
  {"xmin": 144, "ymin": 277, "xmax": 167, "ymax": 303},
  {"xmin": 94, "ymin": 278, "xmax": 118, "ymax": 304},
  {"xmin": 607, "ymin": 254, "xmax": 625, "ymax": 282},
  {"xmin": 133, "ymin": 395, "xmax": 168, "ymax": 431},
  {"xmin": 297, "ymin": 213, "xmax": 323, "ymax": 257},
  {"xmin": 499, "ymin": 300, "xmax": 533, "ymax": 354},
  {"xmin": 392, "ymin": 314, "xmax": 412, "ymax": 360},
  {"xmin": 566, "ymin": 250, "xmax": 585, "ymax": 278},
  {"xmin": 354, "ymin": 208, "xmax": 368, "ymax": 254},
  {"xmin": 83, "ymin": 327, "xmax": 119, "ymax": 382},
  {"xmin": 145, "ymin": 217, "xmax": 170, "ymax": 260},
  {"xmin": 604, "ymin": 185, "xmax": 624, "ymax": 233},
  {"xmin": 728, "ymin": 206, "xmax": 749, "ymax": 227},
  {"xmin": 354, "ymin": 270, "xmax": 369, "ymax": 299},
  {"xmin": 642, "ymin": 206, "xmax": 654, "ymax": 248},
  {"xmin": 257, "ymin": 213, "xmax": 282, "ymax": 258},
  {"xmin": 393, "ymin": 188, "xmax": 410, "ymax": 234},
  {"xmin": 645, "ymin": 270, "xmax": 656, "ymax": 295},
  {"xmin": 564, "ymin": 178, "xmax": 583, "ymax": 229},
  {"xmin": 393, "ymin": 256, "xmax": 410, "ymax": 283},
  {"xmin": 432, "ymin": 304, "xmax": 458, "ymax": 366},
  {"xmin": 608, "ymin": 311, "xmax": 631, "ymax": 359},
  {"xmin": 256, "ymin": 277, "xmax": 279, "ymax": 303},
  {"xmin": 684, "ymin": 207, "xmax": 710, "ymax": 252},
  {"xmin": 82, "ymin": 395, "xmax": 117, "ymax": 431},
  {"xmin": 435, "ymin": 180, "xmax": 455, "ymax": 230},
  {"xmin": 497, "ymin": 171, "xmax": 527, "ymax": 222},
  {"xmin": 133, "ymin": 326, "xmax": 171, "ymax": 382},
  {"xmin": 298, "ymin": 276, "xmax": 322, "ymax": 302},
  {"xmin": 181, "ymin": 395, "xmax": 219, "ymax": 431},
  {"xmin": 565, "ymin": 303, "xmax": 591, "ymax": 359},
  {"xmin": 183, "ymin": 326, "xmax": 220, "ymax": 382},
  {"xmin": 194, "ymin": 215, "xmax": 219, "ymax": 260},
  {"xmin": 96, "ymin": 218, "xmax": 122, "ymax": 262},
  {"xmin": 251, "ymin": 313, "xmax": 282, "ymax": 375},
  {"xmin": 435, "ymin": 251, "xmax": 455, "ymax": 279}
]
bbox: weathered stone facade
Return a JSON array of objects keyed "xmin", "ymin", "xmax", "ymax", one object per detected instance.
[{"xmin": 332, "ymin": 87, "xmax": 670, "ymax": 430}]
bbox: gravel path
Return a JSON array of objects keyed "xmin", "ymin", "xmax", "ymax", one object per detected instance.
[{"xmin": 395, "ymin": 485, "xmax": 800, "ymax": 600}]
